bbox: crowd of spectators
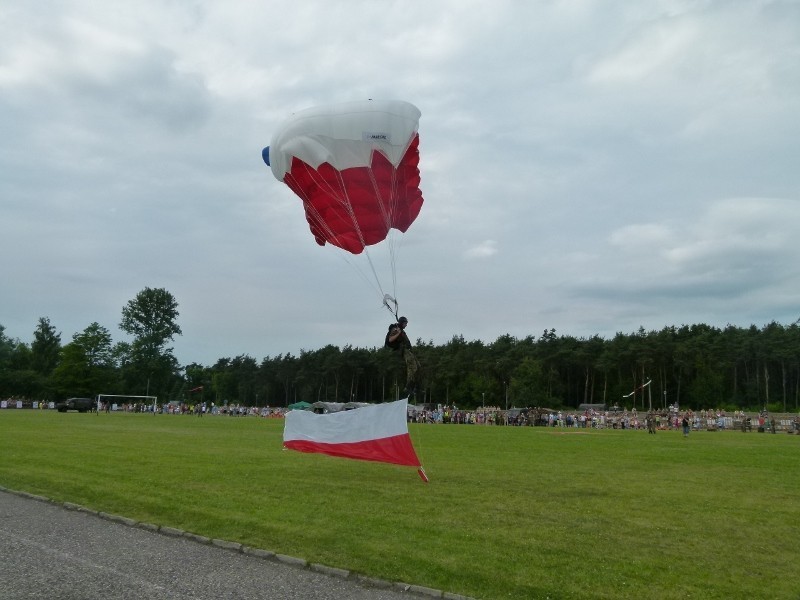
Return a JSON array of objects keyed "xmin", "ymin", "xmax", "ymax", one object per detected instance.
[
  {"xmin": 157, "ymin": 402, "xmax": 287, "ymax": 418},
  {"xmin": 405, "ymin": 404, "xmax": 800, "ymax": 433},
  {"xmin": 4, "ymin": 397, "xmax": 799, "ymax": 432}
]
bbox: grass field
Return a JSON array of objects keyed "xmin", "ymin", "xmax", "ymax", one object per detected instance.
[{"xmin": 0, "ymin": 410, "xmax": 797, "ymax": 599}]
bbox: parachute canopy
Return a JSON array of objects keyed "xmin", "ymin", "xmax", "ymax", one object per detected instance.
[{"xmin": 263, "ymin": 100, "xmax": 424, "ymax": 255}]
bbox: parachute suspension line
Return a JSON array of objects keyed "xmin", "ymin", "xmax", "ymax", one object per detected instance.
[
  {"xmin": 283, "ymin": 162, "xmax": 360, "ymax": 256},
  {"xmin": 282, "ymin": 166, "xmax": 341, "ymax": 245},
  {"xmin": 279, "ymin": 138, "xmax": 415, "ymax": 321},
  {"xmin": 380, "ymin": 135, "xmax": 418, "ymax": 304},
  {"xmin": 283, "ymin": 165, "xmax": 390, "ymax": 307},
  {"xmin": 365, "ymin": 161, "xmax": 401, "ymax": 313},
  {"xmin": 332, "ymin": 167, "xmax": 390, "ymax": 305}
]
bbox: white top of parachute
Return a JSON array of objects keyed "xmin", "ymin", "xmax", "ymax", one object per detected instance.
[{"xmin": 268, "ymin": 99, "xmax": 421, "ymax": 181}]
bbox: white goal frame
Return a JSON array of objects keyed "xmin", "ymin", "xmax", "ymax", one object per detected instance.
[{"xmin": 96, "ymin": 394, "xmax": 158, "ymax": 412}]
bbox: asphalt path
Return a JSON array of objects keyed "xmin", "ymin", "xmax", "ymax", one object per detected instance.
[{"xmin": 0, "ymin": 490, "xmax": 443, "ymax": 600}]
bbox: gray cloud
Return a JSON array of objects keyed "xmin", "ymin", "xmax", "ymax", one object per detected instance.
[{"xmin": 1, "ymin": 0, "xmax": 798, "ymax": 364}]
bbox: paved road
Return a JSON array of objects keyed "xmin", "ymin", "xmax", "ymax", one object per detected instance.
[{"xmin": 0, "ymin": 490, "xmax": 435, "ymax": 600}]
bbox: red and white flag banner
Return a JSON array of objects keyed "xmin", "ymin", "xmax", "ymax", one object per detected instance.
[{"xmin": 283, "ymin": 399, "xmax": 427, "ymax": 481}]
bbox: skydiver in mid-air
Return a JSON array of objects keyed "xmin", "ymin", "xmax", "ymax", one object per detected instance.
[{"xmin": 386, "ymin": 316, "xmax": 421, "ymax": 400}]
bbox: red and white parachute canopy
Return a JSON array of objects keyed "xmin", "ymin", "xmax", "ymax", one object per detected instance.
[{"xmin": 263, "ymin": 100, "xmax": 424, "ymax": 256}]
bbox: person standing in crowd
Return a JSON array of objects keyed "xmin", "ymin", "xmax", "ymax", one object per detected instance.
[{"xmin": 647, "ymin": 411, "xmax": 657, "ymax": 434}]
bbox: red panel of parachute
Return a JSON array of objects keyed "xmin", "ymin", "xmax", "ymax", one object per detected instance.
[{"xmin": 283, "ymin": 135, "xmax": 423, "ymax": 254}]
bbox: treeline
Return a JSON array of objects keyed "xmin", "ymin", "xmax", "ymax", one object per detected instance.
[
  {"xmin": 2, "ymin": 289, "xmax": 799, "ymax": 411},
  {"xmin": 220, "ymin": 322, "xmax": 796, "ymax": 412}
]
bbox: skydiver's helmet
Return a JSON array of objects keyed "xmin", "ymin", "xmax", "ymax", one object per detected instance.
[{"xmin": 398, "ymin": 316, "xmax": 408, "ymax": 325}]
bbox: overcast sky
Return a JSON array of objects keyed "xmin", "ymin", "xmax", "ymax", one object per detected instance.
[{"xmin": 2, "ymin": 0, "xmax": 799, "ymax": 367}]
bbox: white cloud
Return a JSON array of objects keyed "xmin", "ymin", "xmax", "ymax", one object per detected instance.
[
  {"xmin": 587, "ymin": 16, "xmax": 701, "ymax": 85},
  {"xmin": 464, "ymin": 240, "xmax": 499, "ymax": 260}
]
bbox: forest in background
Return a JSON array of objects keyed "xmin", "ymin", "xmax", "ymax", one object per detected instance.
[{"xmin": 2, "ymin": 287, "xmax": 799, "ymax": 412}]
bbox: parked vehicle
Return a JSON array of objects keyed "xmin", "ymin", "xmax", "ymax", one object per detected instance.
[{"xmin": 56, "ymin": 397, "xmax": 94, "ymax": 413}]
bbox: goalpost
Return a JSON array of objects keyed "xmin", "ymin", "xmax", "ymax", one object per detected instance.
[{"xmin": 96, "ymin": 394, "xmax": 158, "ymax": 413}]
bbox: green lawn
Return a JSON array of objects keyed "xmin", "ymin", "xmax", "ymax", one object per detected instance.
[{"xmin": 0, "ymin": 410, "xmax": 797, "ymax": 599}]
